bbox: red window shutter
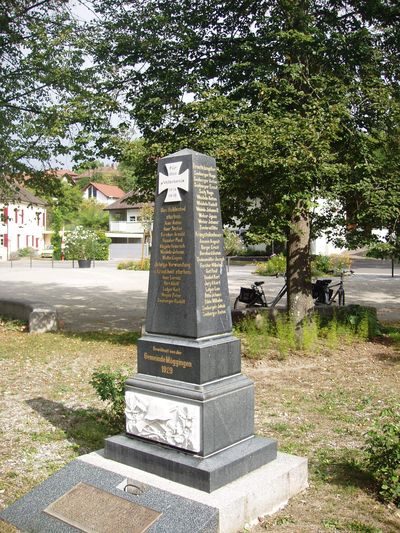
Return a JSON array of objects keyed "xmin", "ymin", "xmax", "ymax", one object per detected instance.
[
  {"xmin": 4, "ymin": 234, "xmax": 8, "ymax": 247},
  {"xmin": 3, "ymin": 208, "xmax": 8, "ymax": 221},
  {"xmin": 26, "ymin": 236, "xmax": 29, "ymax": 247},
  {"xmin": 21, "ymin": 210, "xmax": 24, "ymax": 224}
]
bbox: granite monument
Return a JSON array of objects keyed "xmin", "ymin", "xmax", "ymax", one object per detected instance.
[{"xmin": 105, "ymin": 149, "xmax": 277, "ymax": 492}]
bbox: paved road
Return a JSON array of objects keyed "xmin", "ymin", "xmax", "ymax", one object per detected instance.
[{"xmin": 0, "ymin": 258, "xmax": 399, "ymax": 331}]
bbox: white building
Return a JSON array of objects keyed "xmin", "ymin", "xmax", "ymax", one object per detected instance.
[
  {"xmin": 0, "ymin": 187, "xmax": 47, "ymax": 261},
  {"xmin": 104, "ymin": 192, "xmax": 153, "ymax": 260},
  {"xmin": 82, "ymin": 182, "xmax": 125, "ymax": 205}
]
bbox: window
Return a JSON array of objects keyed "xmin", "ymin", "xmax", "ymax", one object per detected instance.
[
  {"xmin": 0, "ymin": 235, "xmax": 3, "ymax": 246},
  {"xmin": 129, "ymin": 216, "xmax": 136, "ymax": 222},
  {"xmin": 111, "ymin": 210, "xmax": 125, "ymax": 222}
]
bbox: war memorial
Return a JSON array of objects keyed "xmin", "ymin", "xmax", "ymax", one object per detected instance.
[{"xmin": 0, "ymin": 149, "xmax": 307, "ymax": 532}]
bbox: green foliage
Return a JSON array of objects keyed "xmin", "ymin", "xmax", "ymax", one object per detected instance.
[
  {"xmin": 311, "ymin": 255, "xmax": 333, "ymax": 276},
  {"xmin": 223, "ymin": 228, "xmax": 244, "ymax": 256},
  {"xmin": 235, "ymin": 315, "xmax": 270, "ymax": 360},
  {"xmin": 254, "ymin": 254, "xmax": 286, "ymax": 276},
  {"xmin": 50, "ymin": 207, "xmax": 62, "ymax": 260},
  {"xmin": 311, "ymin": 254, "xmax": 353, "ymax": 276},
  {"xmin": 0, "ymin": 1, "xmax": 118, "ymax": 202},
  {"xmin": 274, "ymin": 314, "xmax": 297, "ymax": 359},
  {"xmin": 90, "ymin": 366, "xmax": 131, "ymax": 426},
  {"xmin": 367, "ymin": 239, "xmax": 400, "ymax": 262},
  {"xmin": 364, "ymin": 407, "xmax": 400, "ymax": 506},
  {"xmin": 74, "ymin": 199, "xmax": 109, "ymax": 230},
  {"xmin": 64, "ymin": 226, "xmax": 110, "ymax": 260},
  {"xmin": 235, "ymin": 306, "xmax": 381, "ymax": 360},
  {"xmin": 94, "ymin": 231, "xmax": 111, "ymax": 260},
  {"xmin": 89, "ymin": 0, "xmax": 400, "ymax": 322},
  {"xmin": 17, "ymin": 247, "xmax": 35, "ymax": 257},
  {"xmin": 117, "ymin": 259, "xmax": 150, "ymax": 271}
]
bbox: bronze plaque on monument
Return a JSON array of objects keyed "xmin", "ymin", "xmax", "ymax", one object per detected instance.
[{"xmin": 44, "ymin": 482, "xmax": 161, "ymax": 533}]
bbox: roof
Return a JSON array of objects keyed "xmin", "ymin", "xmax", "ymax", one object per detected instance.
[
  {"xmin": 84, "ymin": 182, "xmax": 125, "ymax": 199},
  {"xmin": 50, "ymin": 169, "xmax": 78, "ymax": 178},
  {"xmin": 104, "ymin": 190, "xmax": 152, "ymax": 211},
  {"xmin": 4, "ymin": 186, "xmax": 47, "ymax": 207}
]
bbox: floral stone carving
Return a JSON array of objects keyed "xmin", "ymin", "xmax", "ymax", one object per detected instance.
[{"xmin": 125, "ymin": 391, "xmax": 201, "ymax": 452}]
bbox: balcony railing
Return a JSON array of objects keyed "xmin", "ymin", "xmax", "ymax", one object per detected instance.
[{"xmin": 109, "ymin": 221, "xmax": 144, "ymax": 233}]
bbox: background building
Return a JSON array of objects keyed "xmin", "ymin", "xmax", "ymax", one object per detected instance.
[{"xmin": 0, "ymin": 188, "xmax": 47, "ymax": 261}]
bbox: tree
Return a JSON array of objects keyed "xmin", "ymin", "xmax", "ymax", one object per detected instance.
[
  {"xmin": 0, "ymin": 0, "xmax": 118, "ymax": 202},
  {"xmin": 91, "ymin": 0, "xmax": 400, "ymax": 321},
  {"xmin": 139, "ymin": 202, "xmax": 154, "ymax": 266}
]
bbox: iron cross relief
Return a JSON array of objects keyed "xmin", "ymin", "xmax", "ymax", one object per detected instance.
[{"xmin": 158, "ymin": 161, "xmax": 189, "ymax": 203}]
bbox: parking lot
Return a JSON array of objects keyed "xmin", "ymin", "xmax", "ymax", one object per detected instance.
[{"xmin": 0, "ymin": 257, "xmax": 399, "ymax": 331}]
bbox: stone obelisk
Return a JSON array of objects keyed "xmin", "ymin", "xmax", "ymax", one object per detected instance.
[{"xmin": 105, "ymin": 149, "xmax": 277, "ymax": 492}]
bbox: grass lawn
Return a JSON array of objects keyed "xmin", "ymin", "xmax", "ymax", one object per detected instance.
[{"xmin": 0, "ymin": 316, "xmax": 399, "ymax": 533}]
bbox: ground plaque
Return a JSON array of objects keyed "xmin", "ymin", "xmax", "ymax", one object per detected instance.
[
  {"xmin": 44, "ymin": 482, "xmax": 161, "ymax": 533},
  {"xmin": 105, "ymin": 149, "xmax": 277, "ymax": 492}
]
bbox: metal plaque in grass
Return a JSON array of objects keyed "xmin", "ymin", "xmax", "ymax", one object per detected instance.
[{"xmin": 44, "ymin": 482, "xmax": 162, "ymax": 533}]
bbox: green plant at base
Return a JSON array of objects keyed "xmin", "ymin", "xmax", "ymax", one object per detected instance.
[
  {"xmin": 254, "ymin": 254, "xmax": 286, "ymax": 276},
  {"xmin": 299, "ymin": 315, "xmax": 319, "ymax": 352},
  {"xmin": 90, "ymin": 366, "xmax": 132, "ymax": 428},
  {"xmin": 235, "ymin": 315, "xmax": 271, "ymax": 359},
  {"xmin": 117, "ymin": 259, "xmax": 150, "ymax": 270},
  {"xmin": 364, "ymin": 407, "xmax": 400, "ymax": 506},
  {"xmin": 274, "ymin": 314, "xmax": 296, "ymax": 359}
]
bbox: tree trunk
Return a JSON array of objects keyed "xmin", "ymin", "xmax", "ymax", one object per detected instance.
[{"xmin": 286, "ymin": 203, "xmax": 314, "ymax": 325}]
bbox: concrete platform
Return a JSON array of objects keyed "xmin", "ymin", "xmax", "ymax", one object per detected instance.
[
  {"xmin": 0, "ymin": 450, "xmax": 307, "ymax": 533},
  {"xmin": 84, "ymin": 449, "xmax": 308, "ymax": 532}
]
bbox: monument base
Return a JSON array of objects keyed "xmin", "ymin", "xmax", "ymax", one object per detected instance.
[
  {"xmin": 84, "ymin": 449, "xmax": 308, "ymax": 533},
  {"xmin": 104, "ymin": 434, "xmax": 277, "ymax": 493}
]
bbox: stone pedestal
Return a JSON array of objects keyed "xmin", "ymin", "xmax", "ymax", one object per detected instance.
[{"xmin": 104, "ymin": 149, "xmax": 279, "ymax": 492}]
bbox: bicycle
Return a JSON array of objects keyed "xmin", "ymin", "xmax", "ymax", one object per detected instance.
[
  {"xmin": 312, "ymin": 270, "xmax": 354, "ymax": 306},
  {"xmin": 233, "ymin": 274, "xmax": 287, "ymax": 309}
]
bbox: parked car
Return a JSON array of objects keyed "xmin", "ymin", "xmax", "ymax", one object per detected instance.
[{"xmin": 41, "ymin": 245, "xmax": 54, "ymax": 258}]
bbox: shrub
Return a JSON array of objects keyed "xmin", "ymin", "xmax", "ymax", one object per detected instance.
[
  {"xmin": 364, "ymin": 407, "xmax": 400, "ymax": 506},
  {"xmin": 311, "ymin": 254, "xmax": 333, "ymax": 276},
  {"xmin": 90, "ymin": 366, "xmax": 131, "ymax": 427},
  {"xmin": 223, "ymin": 228, "xmax": 244, "ymax": 256},
  {"xmin": 64, "ymin": 226, "xmax": 110, "ymax": 260},
  {"xmin": 254, "ymin": 254, "xmax": 286, "ymax": 276},
  {"xmin": 17, "ymin": 247, "xmax": 36, "ymax": 257},
  {"xmin": 117, "ymin": 258, "xmax": 150, "ymax": 270}
]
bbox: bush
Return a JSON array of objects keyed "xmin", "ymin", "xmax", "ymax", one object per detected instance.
[
  {"xmin": 117, "ymin": 259, "xmax": 150, "ymax": 270},
  {"xmin": 311, "ymin": 253, "xmax": 353, "ymax": 276},
  {"xmin": 223, "ymin": 228, "xmax": 244, "ymax": 256},
  {"xmin": 17, "ymin": 247, "xmax": 36, "ymax": 257},
  {"xmin": 364, "ymin": 407, "xmax": 400, "ymax": 506},
  {"xmin": 90, "ymin": 366, "xmax": 131, "ymax": 427},
  {"xmin": 254, "ymin": 254, "xmax": 286, "ymax": 276},
  {"xmin": 311, "ymin": 254, "xmax": 333, "ymax": 276},
  {"xmin": 64, "ymin": 226, "xmax": 111, "ymax": 260}
]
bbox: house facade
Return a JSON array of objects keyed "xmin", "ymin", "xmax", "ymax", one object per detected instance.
[
  {"xmin": 104, "ymin": 192, "xmax": 153, "ymax": 260},
  {"xmin": 82, "ymin": 182, "xmax": 125, "ymax": 205},
  {"xmin": 0, "ymin": 188, "xmax": 47, "ymax": 261}
]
